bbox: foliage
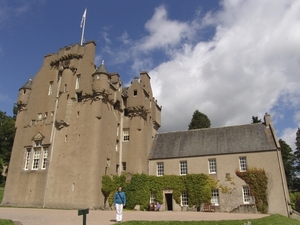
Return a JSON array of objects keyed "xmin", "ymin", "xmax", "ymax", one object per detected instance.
[
  {"xmin": 295, "ymin": 128, "xmax": 300, "ymax": 177},
  {"xmin": 188, "ymin": 110, "xmax": 211, "ymax": 130},
  {"xmin": 184, "ymin": 174, "xmax": 217, "ymax": 206},
  {"xmin": 0, "ymin": 111, "xmax": 16, "ymax": 186},
  {"xmin": 279, "ymin": 139, "xmax": 297, "ymax": 189},
  {"xmin": 290, "ymin": 192, "xmax": 300, "ymax": 212},
  {"xmin": 236, "ymin": 168, "xmax": 268, "ymax": 214},
  {"xmin": 251, "ymin": 116, "xmax": 262, "ymax": 123},
  {"xmin": 120, "ymin": 214, "xmax": 300, "ymax": 225},
  {"xmin": 0, "ymin": 220, "xmax": 14, "ymax": 225},
  {"xmin": 101, "ymin": 173, "xmax": 216, "ymax": 210}
]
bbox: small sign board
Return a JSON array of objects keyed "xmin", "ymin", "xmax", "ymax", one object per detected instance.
[{"xmin": 78, "ymin": 208, "xmax": 89, "ymax": 225}]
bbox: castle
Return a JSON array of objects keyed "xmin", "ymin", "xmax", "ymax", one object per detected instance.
[
  {"xmin": 2, "ymin": 41, "xmax": 292, "ymax": 217},
  {"xmin": 2, "ymin": 41, "xmax": 161, "ymax": 208}
]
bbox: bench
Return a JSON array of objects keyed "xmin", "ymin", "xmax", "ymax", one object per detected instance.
[{"xmin": 203, "ymin": 203, "xmax": 215, "ymax": 212}]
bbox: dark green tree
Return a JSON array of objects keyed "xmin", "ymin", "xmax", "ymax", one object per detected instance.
[
  {"xmin": 251, "ymin": 116, "xmax": 262, "ymax": 123},
  {"xmin": 279, "ymin": 139, "xmax": 296, "ymax": 189},
  {"xmin": 188, "ymin": 110, "xmax": 211, "ymax": 130},
  {"xmin": 0, "ymin": 111, "xmax": 16, "ymax": 186},
  {"xmin": 294, "ymin": 128, "xmax": 300, "ymax": 190}
]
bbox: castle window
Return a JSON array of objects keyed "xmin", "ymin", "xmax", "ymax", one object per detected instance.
[
  {"xmin": 243, "ymin": 186, "xmax": 251, "ymax": 203},
  {"xmin": 239, "ymin": 157, "xmax": 247, "ymax": 172},
  {"xmin": 32, "ymin": 148, "xmax": 41, "ymax": 170},
  {"xmin": 24, "ymin": 140, "xmax": 49, "ymax": 171},
  {"xmin": 37, "ymin": 113, "xmax": 42, "ymax": 120},
  {"xmin": 133, "ymin": 90, "xmax": 137, "ymax": 96},
  {"xmin": 42, "ymin": 148, "xmax": 48, "ymax": 169},
  {"xmin": 181, "ymin": 191, "xmax": 188, "ymax": 206},
  {"xmin": 211, "ymin": 189, "xmax": 219, "ymax": 206},
  {"xmin": 180, "ymin": 161, "xmax": 187, "ymax": 175},
  {"xmin": 122, "ymin": 162, "xmax": 126, "ymax": 171},
  {"xmin": 123, "ymin": 128, "xmax": 130, "ymax": 142},
  {"xmin": 24, "ymin": 148, "xmax": 31, "ymax": 170},
  {"xmin": 31, "ymin": 120, "xmax": 36, "ymax": 126},
  {"xmin": 51, "ymin": 111, "xmax": 54, "ymax": 116},
  {"xmin": 65, "ymin": 135, "xmax": 68, "ymax": 142},
  {"xmin": 208, "ymin": 159, "xmax": 217, "ymax": 174},
  {"xmin": 116, "ymin": 164, "xmax": 119, "ymax": 174},
  {"xmin": 77, "ymin": 92, "xmax": 82, "ymax": 102},
  {"xmin": 48, "ymin": 81, "xmax": 53, "ymax": 95},
  {"xmin": 157, "ymin": 162, "xmax": 164, "ymax": 176},
  {"xmin": 64, "ymin": 84, "xmax": 67, "ymax": 92},
  {"xmin": 35, "ymin": 141, "xmax": 42, "ymax": 147},
  {"xmin": 75, "ymin": 75, "xmax": 81, "ymax": 89},
  {"xmin": 150, "ymin": 191, "xmax": 156, "ymax": 204}
]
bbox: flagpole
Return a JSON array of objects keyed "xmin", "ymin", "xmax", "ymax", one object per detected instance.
[{"xmin": 80, "ymin": 8, "xmax": 87, "ymax": 46}]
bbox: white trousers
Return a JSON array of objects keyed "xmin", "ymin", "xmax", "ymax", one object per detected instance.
[{"xmin": 115, "ymin": 203, "xmax": 123, "ymax": 222}]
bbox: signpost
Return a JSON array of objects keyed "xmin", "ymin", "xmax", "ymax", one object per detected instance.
[{"xmin": 78, "ymin": 208, "xmax": 89, "ymax": 225}]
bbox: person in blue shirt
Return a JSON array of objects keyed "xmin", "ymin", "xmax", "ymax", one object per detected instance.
[{"xmin": 114, "ymin": 186, "xmax": 126, "ymax": 222}]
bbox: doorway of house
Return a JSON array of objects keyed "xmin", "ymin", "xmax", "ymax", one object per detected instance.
[{"xmin": 165, "ymin": 193, "xmax": 173, "ymax": 211}]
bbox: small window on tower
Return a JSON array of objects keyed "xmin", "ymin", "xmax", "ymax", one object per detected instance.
[
  {"xmin": 133, "ymin": 90, "xmax": 137, "ymax": 96},
  {"xmin": 48, "ymin": 81, "xmax": 53, "ymax": 95},
  {"xmin": 77, "ymin": 92, "xmax": 83, "ymax": 102},
  {"xmin": 75, "ymin": 75, "xmax": 81, "ymax": 89}
]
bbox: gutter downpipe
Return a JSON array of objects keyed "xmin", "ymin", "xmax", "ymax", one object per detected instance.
[{"xmin": 43, "ymin": 71, "xmax": 62, "ymax": 208}]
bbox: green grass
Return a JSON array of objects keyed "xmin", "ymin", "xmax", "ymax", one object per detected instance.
[
  {"xmin": 0, "ymin": 187, "xmax": 4, "ymax": 203},
  {"xmin": 120, "ymin": 214, "xmax": 300, "ymax": 225},
  {"xmin": 0, "ymin": 187, "xmax": 13, "ymax": 225},
  {"xmin": 0, "ymin": 220, "xmax": 14, "ymax": 225}
]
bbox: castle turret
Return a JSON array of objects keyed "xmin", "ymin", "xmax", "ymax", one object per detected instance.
[
  {"xmin": 17, "ymin": 78, "xmax": 33, "ymax": 111},
  {"xmin": 92, "ymin": 61, "xmax": 110, "ymax": 94}
]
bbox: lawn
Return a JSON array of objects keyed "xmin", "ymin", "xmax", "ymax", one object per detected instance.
[{"xmin": 120, "ymin": 214, "xmax": 300, "ymax": 225}]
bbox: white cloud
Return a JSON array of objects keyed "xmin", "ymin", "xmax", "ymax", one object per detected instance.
[
  {"xmin": 137, "ymin": 5, "xmax": 193, "ymax": 52},
  {"xmin": 145, "ymin": 0, "xmax": 300, "ymax": 132}
]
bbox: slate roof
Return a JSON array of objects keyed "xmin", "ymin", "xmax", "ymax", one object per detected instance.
[
  {"xmin": 19, "ymin": 79, "xmax": 33, "ymax": 90},
  {"xmin": 150, "ymin": 123, "xmax": 278, "ymax": 159}
]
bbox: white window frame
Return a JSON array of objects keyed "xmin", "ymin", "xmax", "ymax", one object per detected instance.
[
  {"xmin": 208, "ymin": 159, "xmax": 217, "ymax": 174},
  {"xmin": 123, "ymin": 128, "xmax": 130, "ymax": 142},
  {"xmin": 180, "ymin": 161, "xmax": 187, "ymax": 175},
  {"xmin": 150, "ymin": 191, "xmax": 156, "ymax": 204},
  {"xmin": 32, "ymin": 148, "xmax": 41, "ymax": 170},
  {"xmin": 42, "ymin": 148, "xmax": 48, "ymax": 169},
  {"xmin": 211, "ymin": 189, "xmax": 219, "ymax": 206},
  {"xmin": 243, "ymin": 186, "xmax": 251, "ymax": 204},
  {"xmin": 181, "ymin": 191, "xmax": 188, "ymax": 206},
  {"xmin": 75, "ymin": 75, "xmax": 81, "ymax": 89},
  {"xmin": 48, "ymin": 81, "xmax": 53, "ymax": 95},
  {"xmin": 157, "ymin": 162, "xmax": 164, "ymax": 176},
  {"xmin": 24, "ymin": 148, "xmax": 31, "ymax": 170},
  {"xmin": 239, "ymin": 156, "xmax": 247, "ymax": 172}
]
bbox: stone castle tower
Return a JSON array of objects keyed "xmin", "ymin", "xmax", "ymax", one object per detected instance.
[{"xmin": 2, "ymin": 41, "xmax": 161, "ymax": 208}]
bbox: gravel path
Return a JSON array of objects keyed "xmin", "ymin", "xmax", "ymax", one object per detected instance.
[{"xmin": 0, "ymin": 207, "xmax": 268, "ymax": 225}]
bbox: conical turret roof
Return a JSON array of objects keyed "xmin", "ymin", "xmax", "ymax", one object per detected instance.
[
  {"xmin": 19, "ymin": 79, "xmax": 33, "ymax": 91},
  {"xmin": 94, "ymin": 60, "xmax": 108, "ymax": 74}
]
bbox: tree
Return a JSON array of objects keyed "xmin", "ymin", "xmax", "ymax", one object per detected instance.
[
  {"xmin": 188, "ymin": 110, "xmax": 211, "ymax": 130},
  {"xmin": 0, "ymin": 111, "xmax": 16, "ymax": 186},
  {"xmin": 251, "ymin": 116, "xmax": 262, "ymax": 123},
  {"xmin": 295, "ymin": 128, "xmax": 300, "ymax": 190},
  {"xmin": 279, "ymin": 139, "xmax": 296, "ymax": 189}
]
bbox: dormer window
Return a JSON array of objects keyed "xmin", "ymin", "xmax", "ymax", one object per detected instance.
[{"xmin": 35, "ymin": 141, "xmax": 42, "ymax": 147}]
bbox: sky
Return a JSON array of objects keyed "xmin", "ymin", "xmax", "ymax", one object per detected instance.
[{"xmin": 0, "ymin": 0, "xmax": 300, "ymax": 150}]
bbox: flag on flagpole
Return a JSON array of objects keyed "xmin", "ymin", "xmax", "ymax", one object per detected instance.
[
  {"xmin": 80, "ymin": 8, "xmax": 87, "ymax": 45},
  {"xmin": 80, "ymin": 8, "xmax": 87, "ymax": 28}
]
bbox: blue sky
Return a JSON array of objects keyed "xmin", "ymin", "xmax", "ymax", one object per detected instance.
[{"xmin": 1, "ymin": 0, "xmax": 300, "ymax": 150}]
